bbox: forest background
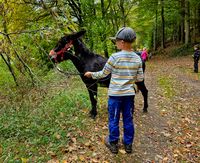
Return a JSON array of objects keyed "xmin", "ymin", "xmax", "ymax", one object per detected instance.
[
  {"xmin": 0, "ymin": 0, "xmax": 200, "ymax": 162},
  {"xmin": 0, "ymin": 0, "xmax": 200, "ymax": 87}
]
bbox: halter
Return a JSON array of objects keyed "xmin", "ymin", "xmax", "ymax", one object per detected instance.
[
  {"xmin": 49, "ymin": 40, "xmax": 73, "ymax": 62},
  {"xmin": 57, "ymin": 40, "xmax": 73, "ymax": 55}
]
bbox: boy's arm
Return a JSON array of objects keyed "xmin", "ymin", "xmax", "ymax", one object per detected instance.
[{"xmin": 84, "ymin": 56, "xmax": 114, "ymax": 79}]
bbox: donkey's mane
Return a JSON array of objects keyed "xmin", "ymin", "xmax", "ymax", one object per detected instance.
[{"xmin": 74, "ymin": 39, "xmax": 98, "ymax": 58}]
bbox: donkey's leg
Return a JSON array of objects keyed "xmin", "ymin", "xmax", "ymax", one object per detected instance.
[
  {"xmin": 87, "ymin": 84, "xmax": 98, "ymax": 119},
  {"xmin": 135, "ymin": 80, "xmax": 148, "ymax": 112}
]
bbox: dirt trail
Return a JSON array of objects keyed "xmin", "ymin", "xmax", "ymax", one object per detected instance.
[{"xmin": 59, "ymin": 56, "xmax": 200, "ymax": 163}]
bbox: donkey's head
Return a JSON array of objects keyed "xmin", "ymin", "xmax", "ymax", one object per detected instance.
[{"xmin": 49, "ymin": 30, "xmax": 86, "ymax": 63}]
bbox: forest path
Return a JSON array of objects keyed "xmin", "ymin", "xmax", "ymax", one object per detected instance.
[{"xmin": 49, "ymin": 56, "xmax": 199, "ymax": 163}]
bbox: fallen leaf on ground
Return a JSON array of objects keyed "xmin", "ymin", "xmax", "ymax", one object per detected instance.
[
  {"xmin": 47, "ymin": 159, "xmax": 59, "ymax": 163},
  {"xmin": 119, "ymin": 149, "xmax": 126, "ymax": 154}
]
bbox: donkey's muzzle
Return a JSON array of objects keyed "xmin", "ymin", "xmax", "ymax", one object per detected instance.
[
  {"xmin": 49, "ymin": 50, "xmax": 57, "ymax": 63},
  {"xmin": 49, "ymin": 50, "xmax": 56, "ymax": 56}
]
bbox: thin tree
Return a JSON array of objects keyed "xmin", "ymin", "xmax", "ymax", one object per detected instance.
[
  {"xmin": 0, "ymin": 52, "xmax": 18, "ymax": 86},
  {"xmin": 184, "ymin": 0, "xmax": 190, "ymax": 45},
  {"xmin": 160, "ymin": 0, "xmax": 165, "ymax": 49}
]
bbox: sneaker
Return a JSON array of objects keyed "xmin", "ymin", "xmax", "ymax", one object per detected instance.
[
  {"xmin": 124, "ymin": 144, "xmax": 132, "ymax": 153},
  {"xmin": 105, "ymin": 137, "xmax": 118, "ymax": 154}
]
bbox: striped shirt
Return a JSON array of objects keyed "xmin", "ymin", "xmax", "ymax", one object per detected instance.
[{"xmin": 91, "ymin": 50, "xmax": 144, "ymax": 96}]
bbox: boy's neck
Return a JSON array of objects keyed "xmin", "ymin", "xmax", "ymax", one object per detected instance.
[
  {"xmin": 121, "ymin": 48, "xmax": 132, "ymax": 52},
  {"xmin": 121, "ymin": 43, "xmax": 133, "ymax": 52}
]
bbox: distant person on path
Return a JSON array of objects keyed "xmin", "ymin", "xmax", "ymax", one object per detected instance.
[
  {"xmin": 193, "ymin": 44, "xmax": 200, "ymax": 73},
  {"xmin": 135, "ymin": 49, "xmax": 146, "ymax": 73},
  {"xmin": 84, "ymin": 27, "xmax": 144, "ymax": 154},
  {"xmin": 141, "ymin": 47, "xmax": 148, "ymax": 72}
]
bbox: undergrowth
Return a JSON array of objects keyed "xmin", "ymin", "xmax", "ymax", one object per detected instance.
[
  {"xmin": 151, "ymin": 44, "xmax": 194, "ymax": 57},
  {"xmin": 0, "ymin": 70, "xmax": 90, "ymax": 162},
  {"xmin": 170, "ymin": 44, "xmax": 194, "ymax": 57}
]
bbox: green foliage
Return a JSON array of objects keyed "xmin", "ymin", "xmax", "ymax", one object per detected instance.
[
  {"xmin": 1, "ymin": 0, "xmax": 198, "ymax": 87},
  {"xmin": 0, "ymin": 72, "xmax": 90, "ymax": 162}
]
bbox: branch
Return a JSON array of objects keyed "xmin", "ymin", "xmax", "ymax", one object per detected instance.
[
  {"xmin": 0, "ymin": 27, "xmax": 50, "ymax": 36},
  {"xmin": 5, "ymin": 34, "xmax": 38, "ymax": 86},
  {"xmin": 0, "ymin": 52, "xmax": 19, "ymax": 86},
  {"xmin": 0, "ymin": 31, "xmax": 7, "ymax": 36}
]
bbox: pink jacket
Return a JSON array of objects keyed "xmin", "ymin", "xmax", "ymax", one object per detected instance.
[{"xmin": 141, "ymin": 50, "xmax": 148, "ymax": 61}]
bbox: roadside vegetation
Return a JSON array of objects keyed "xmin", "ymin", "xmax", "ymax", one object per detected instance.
[{"xmin": 0, "ymin": 71, "xmax": 90, "ymax": 162}]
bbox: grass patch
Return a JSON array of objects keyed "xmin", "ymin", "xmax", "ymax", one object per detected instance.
[
  {"xmin": 158, "ymin": 75, "xmax": 176, "ymax": 99},
  {"xmin": 0, "ymin": 71, "xmax": 90, "ymax": 162}
]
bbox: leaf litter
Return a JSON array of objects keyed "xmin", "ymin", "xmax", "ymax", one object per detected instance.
[{"xmin": 46, "ymin": 56, "xmax": 199, "ymax": 162}]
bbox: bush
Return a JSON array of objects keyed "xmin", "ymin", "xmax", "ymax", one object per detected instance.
[{"xmin": 170, "ymin": 44, "xmax": 194, "ymax": 57}]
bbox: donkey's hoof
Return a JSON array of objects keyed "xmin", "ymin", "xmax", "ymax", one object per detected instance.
[
  {"xmin": 143, "ymin": 105, "xmax": 148, "ymax": 113},
  {"xmin": 143, "ymin": 109, "xmax": 148, "ymax": 113},
  {"xmin": 89, "ymin": 111, "xmax": 97, "ymax": 119},
  {"xmin": 89, "ymin": 114, "xmax": 96, "ymax": 119}
]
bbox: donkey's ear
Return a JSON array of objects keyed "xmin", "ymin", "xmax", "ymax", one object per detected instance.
[
  {"xmin": 79, "ymin": 29, "xmax": 86, "ymax": 35},
  {"xmin": 73, "ymin": 30, "xmax": 86, "ymax": 39}
]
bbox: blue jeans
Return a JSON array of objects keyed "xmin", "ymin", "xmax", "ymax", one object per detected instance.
[{"xmin": 108, "ymin": 95, "xmax": 134, "ymax": 145}]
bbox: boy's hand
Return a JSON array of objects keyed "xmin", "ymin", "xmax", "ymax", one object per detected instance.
[{"xmin": 84, "ymin": 72, "xmax": 92, "ymax": 78}]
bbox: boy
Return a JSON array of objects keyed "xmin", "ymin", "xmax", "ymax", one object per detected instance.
[
  {"xmin": 84, "ymin": 27, "xmax": 144, "ymax": 154},
  {"xmin": 193, "ymin": 45, "xmax": 200, "ymax": 73}
]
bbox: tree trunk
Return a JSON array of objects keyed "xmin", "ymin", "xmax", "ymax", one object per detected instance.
[
  {"xmin": 0, "ymin": 53, "xmax": 18, "ymax": 86},
  {"xmin": 154, "ymin": 9, "xmax": 158, "ymax": 51},
  {"xmin": 5, "ymin": 35, "xmax": 37, "ymax": 86},
  {"xmin": 161, "ymin": 0, "xmax": 165, "ymax": 49},
  {"xmin": 1, "ymin": 2, "xmax": 18, "ymax": 86},
  {"xmin": 192, "ymin": 6, "xmax": 197, "ymax": 43},
  {"xmin": 119, "ymin": 0, "xmax": 126, "ymax": 26},
  {"xmin": 184, "ymin": 0, "xmax": 190, "ymax": 45},
  {"xmin": 198, "ymin": 4, "xmax": 200, "ymax": 35},
  {"xmin": 179, "ymin": 0, "xmax": 185, "ymax": 43},
  {"xmin": 192, "ymin": 4, "xmax": 200, "ymax": 43},
  {"xmin": 100, "ymin": 0, "xmax": 109, "ymax": 58}
]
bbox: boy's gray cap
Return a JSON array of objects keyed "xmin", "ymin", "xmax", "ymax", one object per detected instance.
[{"xmin": 110, "ymin": 27, "xmax": 136, "ymax": 42}]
